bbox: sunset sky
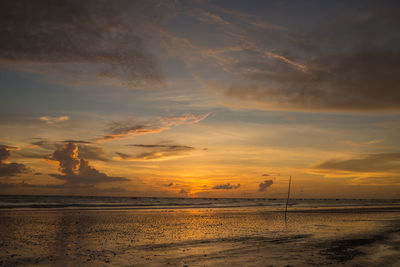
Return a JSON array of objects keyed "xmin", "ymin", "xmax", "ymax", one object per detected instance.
[{"xmin": 1, "ymin": 0, "xmax": 400, "ymax": 198}]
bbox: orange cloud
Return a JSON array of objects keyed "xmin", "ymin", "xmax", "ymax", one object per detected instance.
[
  {"xmin": 95, "ymin": 113, "xmax": 210, "ymax": 142},
  {"xmin": 39, "ymin": 116, "xmax": 70, "ymax": 124}
]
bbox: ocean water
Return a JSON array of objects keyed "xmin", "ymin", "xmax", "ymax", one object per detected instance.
[{"xmin": 1, "ymin": 195, "xmax": 400, "ymax": 211}]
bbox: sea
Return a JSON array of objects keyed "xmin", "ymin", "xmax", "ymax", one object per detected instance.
[{"xmin": 1, "ymin": 195, "xmax": 400, "ymax": 211}]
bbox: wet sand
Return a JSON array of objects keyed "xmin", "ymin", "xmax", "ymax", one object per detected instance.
[{"xmin": 1, "ymin": 208, "xmax": 399, "ymax": 266}]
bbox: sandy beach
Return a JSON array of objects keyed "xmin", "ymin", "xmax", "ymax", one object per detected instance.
[{"xmin": 1, "ymin": 203, "xmax": 400, "ymax": 266}]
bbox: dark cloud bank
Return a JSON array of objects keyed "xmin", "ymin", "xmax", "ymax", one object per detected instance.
[
  {"xmin": 219, "ymin": 3, "xmax": 400, "ymax": 111},
  {"xmin": 0, "ymin": 0, "xmax": 162, "ymax": 86}
]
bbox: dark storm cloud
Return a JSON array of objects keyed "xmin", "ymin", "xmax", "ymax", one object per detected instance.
[
  {"xmin": 258, "ymin": 180, "xmax": 273, "ymax": 192},
  {"xmin": 212, "ymin": 183, "xmax": 240, "ymax": 190},
  {"xmin": 48, "ymin": 142, "xmax": 128, "ymax": 185},
  {"xmin": 0, "ymin": 145, "xmax": 28, "ymax": 177},
  {"xmin": 210, "ymin": 3, "xmax": 400, "ymax": 111},
  {"xmin": 315, "ymin": 153, "xmax": 400, "ymax": 172},
  {"xmin": 0, "ymin": 0, "xmax": 162, "ymax": 86}
]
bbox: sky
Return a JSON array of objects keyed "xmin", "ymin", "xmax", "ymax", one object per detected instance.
[{"xmin": 1, "ymin": 0, "xmax": 400, "ymax": 198}]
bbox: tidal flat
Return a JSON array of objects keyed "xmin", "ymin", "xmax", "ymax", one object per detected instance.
[{"xmin": 1, "ymin": 199, "xmax": 400, "ymax": 266}]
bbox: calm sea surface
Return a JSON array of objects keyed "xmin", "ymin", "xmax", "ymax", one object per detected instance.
[{"xmin": 1, "ymin": 195, "xmax": 400, "ymax": 210}]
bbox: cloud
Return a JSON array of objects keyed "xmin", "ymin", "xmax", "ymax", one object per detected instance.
[
  {"xmin": 342, "ymin": 139, "xmax": 384, "ymax": 147},
  {"xmin": 78, "ymin": 145, "xmax": 109, "ymax": 162},
  {"xmin": 0, "ymin": 0, "xmax": 162, "ymax": 87},
  {"xmin": 226, "ymin": 51, "xmax": 400, "ymax": 112},
  {"xmin": 97, "ymin": 113, "xmax": 209, "ymax": 142},
  {"xmin": 31, "ymin": 140, "xmax": 59, "ymax": 150},
  {"xmin": 223, "ymin": 6, "xmax": 400, "ymax": 112},
  {"xmin": 49, "ymin": 142, "xmax": 79, "ymax": 176},
  {"xmin": 39, "ymin": 116, "xmax": 70, "ymax": 124},
  {"xmin": 311, "ymin": 152, "xmax": 400, "ymax": 185},
  {"xmin": 266, "ymin": 52, "xmax": 308, "ymax": 73},
  {"xmin": 194, "ymin": 10, "xmax": 231, "ymax": 26},
  {"xmin": 170, "ymin": 2, "xmax": 400, "ymax": 112},
  {"xmin": 116, "ymin": 143, "xmax": 197, "ymax": 161},
  {"xmin": 62, "ymin": 140, "xmax": 92, "ymax": 144},
  {"xmin": 179, "ymin": 189, "xmax": 188, "ymax": 194},
  {"xmin": 115, "ymin": 152, "xmax": 131, "ymax": 160},
  {"xmin": 48, "ymin": 142, "xmax": 128, "ymax": 186},
  {"xmin": 258, "ymin": 180, "xmax": 273, "ymax": 192},
  {"xmin": 0, "ymin": 145, "xmax": 28, "ymax": 177},
  {"xmin": 129, "ymin": 144, "xmax": 194, "ymax": 149},
  {"xmin": 212, "ymin": 183, "xmax": 240, "ymax": 190},
  {"xmin": 349, "ymin": 176, "xmax": 400, "ymax": 186},
  {"xmin": 314, "ymin": 153, "xmax": 400, "ymax": 173},
  {"xmin": 31, "ymin": 139, "xmax": 108, "ymax": 161}
]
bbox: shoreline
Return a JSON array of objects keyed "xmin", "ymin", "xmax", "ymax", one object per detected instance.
[{"xmin": 1, "ymin": 205, "xmax": 400, "ymax": 213}]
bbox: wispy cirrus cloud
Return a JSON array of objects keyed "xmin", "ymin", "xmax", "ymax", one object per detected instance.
[
  {"xmin": 312, "ymin": 152, "xmax": 400, "ymax": 185},
  {"xmin": 116, "ymin": 143, "xmax": 197, "ymax": 161},
  {"xmin": 342, "ymin": 139, "xmax": 384, "ymax": 148},
  {"xmin": 166, "ymin": 2, "xmax": 400, "ymax": 112},
  {"xmin": 39, "ymin": 116, "xmax": 70, "ymax": 124},
  {"xmin": 96, "ymin": 113, "xmax": 210, "ymax": 142},
  {"xmin": 314, "ymin": 153, "xmax": 400, "ymax": 173}
]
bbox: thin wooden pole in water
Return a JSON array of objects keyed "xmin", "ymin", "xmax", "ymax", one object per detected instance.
[{"xmin": 284, "ymin": 176, "xmax": 292, "ymax": 227}]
